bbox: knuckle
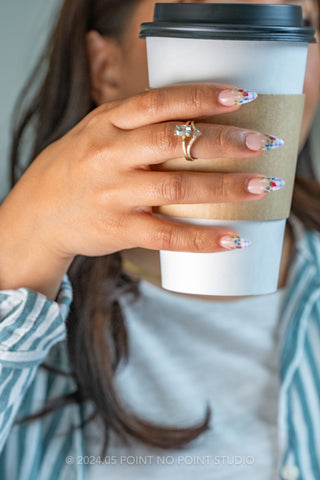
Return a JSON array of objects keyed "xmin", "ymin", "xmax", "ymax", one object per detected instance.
[
  {"xmin": 192, "ymin": 230, "xmax": 210, "ymax": 252},
  {"xmin": 187, "ymin": 85, "xmax": 212, "ymax": 112},
  {"xmin": 214, "ymin": 173, "xmax": 229, "ymax": 200},
  {"xmin": 153, "ymin": 226, "xmax": 176, "ymax": 250},
  {"xmin": 158, "ymin": 174, "xmax": 187, "ymax": 202},
  {"xmin": 85, "ymin": 109, "xmax": 105, "ymax": 130},
  {"xmin": 101, "ymin": 213, "xmax": 125, "ymax": 236},
  {"xmin": 79, "ymin": 141, "xmax": 106, "ymax": 172},
  {"xmin": 153, "ymin": 124, "xmax": 176, "ymax": 153},
  {"xmin": 216, "ymin": 126, "xmax": 234, "ymax": 152},
  {"xmin": 105, "ymin": 98, "xmax": 130, "ymax": 121},
  {"xmin": 100, "ymin": 100, "xmax": 120, "ymax": 114},
  {"xmin": 188, "ymin": 86, "xmax": 206, "ymax": 111},
  {"xmin": 139, "ymin": 88, "xmax": 165, "ymax": 117}
]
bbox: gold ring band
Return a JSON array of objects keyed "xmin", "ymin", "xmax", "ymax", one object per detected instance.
[{"xmin": 174, "ymin": 121, "xmax": 202, "ymax": 161}]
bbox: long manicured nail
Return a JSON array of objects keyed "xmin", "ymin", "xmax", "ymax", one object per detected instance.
[
  {"xmin": 219, "ymin": 235, "xmax": 252, "ymax": 250},
  {"xmin": 246, "ymin": 176, "xmax": 286, "ymax": 194},
  {"xmin": 218, "ymin": 88, "xmax": 258, "ymax": 106},
  {"xmin": 246, "ymin": 132, "xmax": 284, "ymax": 151}
]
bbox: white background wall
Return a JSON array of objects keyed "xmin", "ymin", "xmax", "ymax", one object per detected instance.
[{"xmin": 0, "ymin": 0, "xmax": 60, "ymax": 200}]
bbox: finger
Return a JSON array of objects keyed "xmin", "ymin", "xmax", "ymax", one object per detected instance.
[
  {"xmin": 123, "ymin": 172, "xmax": 271, "ymax": 207},
  {"xmin": 125, "ymin": 212, "xmax": 246, "ymax": 253},
  {"xmin": 121, "ymin": 122, "xmax": 270, "ymax": 167},
  {"xmin": 109, "ymin": 83, "xmax": 256, "ymax": 130}
]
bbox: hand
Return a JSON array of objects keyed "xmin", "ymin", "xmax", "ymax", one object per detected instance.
[{"xmin": 0, "ymin": 83, "xmax": 277, "ymax": 298}]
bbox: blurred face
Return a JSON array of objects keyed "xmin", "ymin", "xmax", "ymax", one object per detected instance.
[{"xmin": 107, "ymin": 0, "xmax": 320, "ymax": 151}]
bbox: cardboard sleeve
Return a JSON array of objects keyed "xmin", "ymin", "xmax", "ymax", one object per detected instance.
[{"xmin": 152, "ymin": 94, "xmax": 305, "ymax": 221}]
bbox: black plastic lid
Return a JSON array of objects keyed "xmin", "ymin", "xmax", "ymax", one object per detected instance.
[{"xmin": 140, "ymin": 3, "xmax": 316, "ymax": 43}]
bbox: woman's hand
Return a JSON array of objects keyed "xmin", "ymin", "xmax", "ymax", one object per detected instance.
[{"xmin": 0, "ymin": 83, "xmax": 274, "ymax": 299}]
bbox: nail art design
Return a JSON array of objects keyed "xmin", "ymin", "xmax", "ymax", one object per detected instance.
[
  {"xmin": 220, "ymin": 235, "xmax": 253, "ymax": 250},
  {"xmin": 264, "ymin": 177, "xmax": 286, "ymax": 193},
  {"xmin": 247, "ymin": 176, "xmax": 286, "ymax": 194},
  {"xmin": 263, "ymin": 135, "xmax": 285, "ymax": 151},
  {"xmin": 245, "ymin": 132, "xmax": 284, "ymax": 151},
  {"xmin": 235, "ymin": 89, "xmax": 258, "ymax": 105},
  {"xmin": 219, "ymin": 88, "xmax": 258, "ymax": 106}
]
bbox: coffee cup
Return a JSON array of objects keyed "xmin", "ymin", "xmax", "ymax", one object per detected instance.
[{"xmin": 140, "ymin": 3, "xmax": 316, "ymax": 296}]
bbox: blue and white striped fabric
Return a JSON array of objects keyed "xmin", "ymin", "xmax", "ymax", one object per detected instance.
[
  {"xmin": 276, "ymin": 215, "xmax": 320, "ymax": 479},
  {"xmin": 0, "ymin": 213, "xmax": 319, "ymax": 480}
]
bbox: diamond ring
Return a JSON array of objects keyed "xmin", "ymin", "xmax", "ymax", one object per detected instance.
[{"xmin": 174, "ymin": 121, "xmax": 202, "ymax": 161}]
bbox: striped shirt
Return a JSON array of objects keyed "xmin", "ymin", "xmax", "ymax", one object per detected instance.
[{"xmin": 0, "ymin": 213, "xmax": 319, "ymax": 480}]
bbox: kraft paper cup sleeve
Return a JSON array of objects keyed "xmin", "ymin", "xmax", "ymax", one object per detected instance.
[{"xmin": 152, "ymin": 94, "xmax": 305, "ymax": 221}]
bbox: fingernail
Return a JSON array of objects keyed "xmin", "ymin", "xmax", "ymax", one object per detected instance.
[
  {"xmin": 219, "ymin": 235, "xmax": 252, "ymax": 250},
  {"xmin": 245, "ymin": 132, "xmax": 284, "ymax": 151},
  {"xmin": 246, "ymin": 176, "xmax": 286, "ymax": 194},
  {"xmin": 218, "ymin": 88, "xmax": 258, "ymax": 106}
]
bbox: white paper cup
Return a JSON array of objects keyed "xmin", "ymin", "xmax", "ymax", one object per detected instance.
[
  {"xmin": 157, "ymin": 215, "xmax": 286, "ymax": 296},
  {"xmin": 140, "ymin": 3, "xmax": 316, "ymax": 296},
  {"xmin": 146, "ymin": 38, "xmax": 308, "ymax": 95}
]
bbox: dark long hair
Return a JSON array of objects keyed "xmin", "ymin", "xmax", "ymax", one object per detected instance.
[
  {"xmin": 11, "ymin": 0, "xmax": 210, "ymax": 454},
  {"xmin": 10, "ymin": 0, "xmax": 320, "ymax": 454}
]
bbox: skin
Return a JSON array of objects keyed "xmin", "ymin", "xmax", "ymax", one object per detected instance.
[{"xmin": 0, "ymin": 0, "xmax": 319, "ymax": 302}]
